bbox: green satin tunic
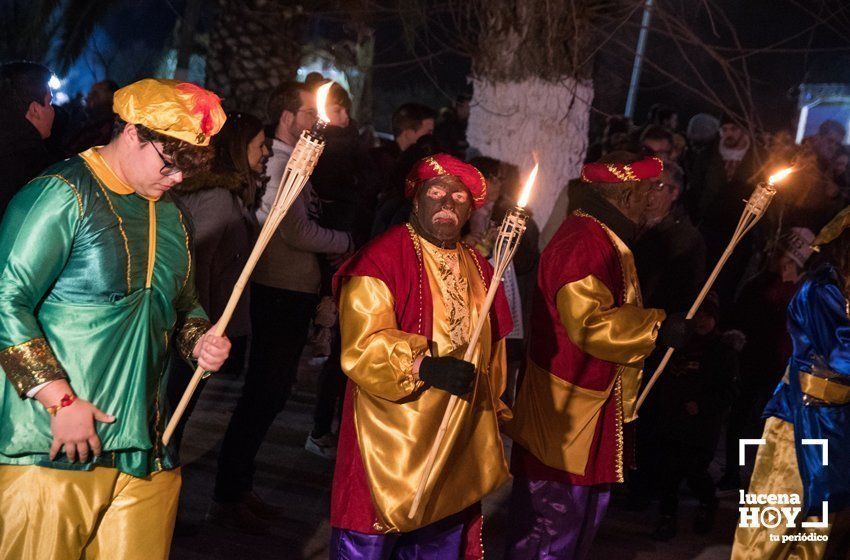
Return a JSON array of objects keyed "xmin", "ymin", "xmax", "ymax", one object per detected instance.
[{"xmin": 0, "ymin": 148, "xmax": 209, "ymax": 477}]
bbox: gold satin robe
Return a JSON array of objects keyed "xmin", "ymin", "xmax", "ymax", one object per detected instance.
[{"xmin": 339, "ymin": 235, "xmax": 510, "ymax": 532}]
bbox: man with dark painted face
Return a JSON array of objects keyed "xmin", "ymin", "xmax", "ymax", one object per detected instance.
[{"xmin": 328, "ymin": 153, "xmax": 514, "ymax": 559}]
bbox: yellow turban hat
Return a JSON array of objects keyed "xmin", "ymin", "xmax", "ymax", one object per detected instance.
[{"xmin": 113, "ymin": 79, "xmax": 226, "ymax": 146}]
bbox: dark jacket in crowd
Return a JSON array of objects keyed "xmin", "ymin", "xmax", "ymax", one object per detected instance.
[
  {"xmin": 311, "ymin": 123, "xmax": 374, "ymax": 247},
  {"xmin": 371, "ymin": 134, "xmax": 440, "ymax": 238},
  {"xmin": 645, "ymin": 330, "xmax": 739, "ymax": 449},
  {"xmin": 635, "ymin": 205, "xmax": 707, "ymax": 313},
  {"xmin": 173, "ymin": 171, "xmax": 259, "ymax": 338},
  {"xmin": 65, "ymin": 115, "xmax": 114, "ymax": 156},
  {"xmin": 731, "ymin": 270, "xmax": 798, "ymax": 391},
  {"xmin": 0, "ymin": 111, "xmax": 52, "ymax": 219},
  {"xmin": 434, "ymin": 107, "xmax": 468, "ymax": 158},
  {"xmin": 686, "ymin": 139, "xmax": 762, "ymax": 237},
  {"xmin": 685, "ymin": 139, "xmax": 763, "ymax": 306}
]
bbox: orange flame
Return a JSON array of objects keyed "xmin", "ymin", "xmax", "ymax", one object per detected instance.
[
  {"xmin": 768, "ymin": 167, "xmax": 794, "ymax": 186},
  {"xmin": 518, "ymin": 163, "xmax": 539, "ymax": 208},
  {"xmin": 316, "ymin": 82, "xmax": 333, "ymax": 124}
]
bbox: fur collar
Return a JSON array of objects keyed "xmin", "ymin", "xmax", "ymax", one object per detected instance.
[{"xmin": 176, "ymin": 170, "xmax": 245, "ymax": 194}]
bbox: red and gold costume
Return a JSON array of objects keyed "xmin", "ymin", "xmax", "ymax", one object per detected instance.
[
  {"xmin": 504, "ymin": 157, "xmax": 665, "ymax": 560},
  {"xmin": 330, "ymin": 155, "xmax": 513, "ymax": 559}
]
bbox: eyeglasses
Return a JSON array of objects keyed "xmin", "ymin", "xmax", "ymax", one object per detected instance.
[
  {"xmin": 148, "ymin": 142, "xmax": 180, "ymax": 176},
  {"xmin": 297, "ymin": 108, "xmax": 318, "ymax": 120}
]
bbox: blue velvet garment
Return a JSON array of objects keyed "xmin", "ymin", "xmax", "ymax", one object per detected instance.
[{"xmin": 763, "ymin": 264, "xmax": 850, "ymax": 516}]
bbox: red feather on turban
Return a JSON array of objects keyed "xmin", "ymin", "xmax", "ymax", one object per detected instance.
[
  {"xmin": 405, "ymin": 154, "xmax": 488, "ymax": 209},
  {"xmin": 580, "ymin": 156, "xmax": 663, "ymax": 183}
]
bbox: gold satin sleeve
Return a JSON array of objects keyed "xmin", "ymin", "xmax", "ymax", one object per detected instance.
[
  {"xmin": 339, "ymin": 276, "xmax": 429, "ymax": 401},
  {"xmin": 557, "ymin": 275, "xmax": 665, "ymax": 367}
]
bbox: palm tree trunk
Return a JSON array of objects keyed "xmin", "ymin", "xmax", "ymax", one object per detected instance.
[{"xmin": 205, "ymin": 0, "xmax": 306, "ymax": 117}]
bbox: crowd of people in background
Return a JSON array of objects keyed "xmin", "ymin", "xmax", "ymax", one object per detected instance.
[{"xmin": 2, "ymin": 60, "xmax": 849, "ymax": 549}]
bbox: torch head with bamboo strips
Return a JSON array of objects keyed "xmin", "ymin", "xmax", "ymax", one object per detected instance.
[
  {"xmin": 745, "ymin": 167, "xmax": 794, "ymax": 217},
  {"xmin": 491, "ymin": 163, "xmax": 537, "ymax": 267},
  {"xmin": 492, "ymin": 206, "xmax": 529, "ymax": 265},
  {"xmin": 283, "ymin": 81, "xmax": 334, "ymax": 178}
]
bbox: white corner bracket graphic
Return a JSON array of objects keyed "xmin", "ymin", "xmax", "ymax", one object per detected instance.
[
  {"xmin": 739, "ymin": 438, "xmax": 766, "ymax": 466},
  {"xmin": 800, "ymin": 439, "xmax": 829, "ymax": 528},
  {"xmin": 802, "ymin": 501, "xmax": 830, "ymax": 528},
  {"xmin": 802, "ymin": 438, "xmax": 829, "ymax": 466}
]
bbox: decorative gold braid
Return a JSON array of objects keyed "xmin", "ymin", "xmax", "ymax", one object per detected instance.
[
  {"xmin": 84, "ymin": 160, "xmax": 133, "ymax": 294},
  {"xmin": 405, "ymin": 224, "xmax": 425, "ymax": 335},
  {"xmin": 0, "ymin": 338, "xmax": 67, "ymax": 396},
  {"xmin": 471, "ymin": 166, "xmax": 488, "ymax": 205},
  {"xmin": 574, "ymin": 210, "xmax": 629, "ymax": 479},
  {"xmin": 32, "ymin": 174, "xmax": 84, "ymax": 218},
  {"xmin": 177, "ymin": 212, "xmax": 191, "ymax": 292},
  {"xmin": 426, "ymin": 156, "xmax": 448, "ymax": 176},
  {"xmin": 479, "ymin": 513, "xmax": 485, "ymax": 558},
  {"xmin": 614, "ymin": 372, "xmax": 625, "ymax": 482},
  {"xmin": 462, "ymin": 243, "xmax": 489, "ymax": 293},
  {"xmin": 604, "ymin": 164, "xmax": 631, "ymax": 182},
  {"xmin": 176, "ymin": 317, "xmax": 213, "ymax": 363}
]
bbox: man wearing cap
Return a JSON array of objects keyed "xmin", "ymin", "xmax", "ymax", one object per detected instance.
[
  {"xmin": 503, "ymin": 152, "xmax": 692, "ymax": 559},
  {"xmin": 0, "ymin": 78, "xmax": 231, "ymax": 559},
  {"xmin": 329, "ymin": 153, "xmax": 513, "ymax": 558}
]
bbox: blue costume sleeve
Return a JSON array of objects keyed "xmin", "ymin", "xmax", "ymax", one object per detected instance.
[{"xmin": 785, "ymin": 271, "xmax": 850, "ymax": 516}]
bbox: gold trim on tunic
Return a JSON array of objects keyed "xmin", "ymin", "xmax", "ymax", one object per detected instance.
[{"xmin": 0, "ymin": 338, "xmax": 67, "ymax": 396}]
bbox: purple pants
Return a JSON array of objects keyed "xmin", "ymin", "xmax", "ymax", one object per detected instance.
[
  {"xmin": 503, "ymin": 478, "xmax": 611, "ymax": 560},
  {"xmin": 329, "ymin": 512, "xmax": 465, "ymax": 560}
]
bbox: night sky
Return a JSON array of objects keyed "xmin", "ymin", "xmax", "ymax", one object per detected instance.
[{"xmin": 52, "ymin": 0, "xmax": 850, "ymax": 135}]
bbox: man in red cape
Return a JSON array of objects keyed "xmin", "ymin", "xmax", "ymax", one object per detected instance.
[
  {"xmin": 503, "ymin": 152, "xmax": 691, "ymax": 559},
  {"xmin": 330, "ymin": 153, "xmax": 513, "ymax": 559}
]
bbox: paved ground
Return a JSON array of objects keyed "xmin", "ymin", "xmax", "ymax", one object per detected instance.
[{"xmin": 169, "ymin": 353, "xmax": 746, "ymax": 560}]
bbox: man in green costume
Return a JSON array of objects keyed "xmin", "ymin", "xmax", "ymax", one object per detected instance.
[{"xmin": 0, "ymin": 78, "xmax": 231, "ymax": 560}]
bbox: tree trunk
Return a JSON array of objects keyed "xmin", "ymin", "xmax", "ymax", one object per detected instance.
[
  {"xmin": 467, "ymin": 77, "xmax": 593, "ymax": 245},
  {"xmin": 345, "ymin": 23, "xmax": 374, "ymax": 124},
  {"xmin": 205, "ymin": 0, "xmax": 306, "ymax": 118},
  {"xmin": 464, "ymin": 0, "xmax": 602, "ymax": 246}
]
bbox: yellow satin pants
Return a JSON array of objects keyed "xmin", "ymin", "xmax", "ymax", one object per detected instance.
[
  {"xmin": 731, "ymin": 417, "xmax": 830, "ymax": 560},
  {"xmin": 0, "ymin": 464, "xmax": 181, "ymax": 560}
]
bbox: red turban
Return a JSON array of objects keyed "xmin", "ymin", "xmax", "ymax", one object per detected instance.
[
  {"xmin": 405, "ymin": 154, "xmax": 488, "ymax": 209},
  {"xmin": 580, "ymin": 156, "xmax": 663, "ymax": 183}
]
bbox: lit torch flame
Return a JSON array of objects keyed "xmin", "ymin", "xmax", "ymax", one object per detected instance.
[
  {"xmin": 316, "ymin": 82, "xmax": 333, "ymax": 124},
  {"xmin": 768, "ymin": 167, "xmax": 794, "ymax": 186},
  {"xmin": 517, "ymin": 163, "xmax": 539, "ymax": 208}
]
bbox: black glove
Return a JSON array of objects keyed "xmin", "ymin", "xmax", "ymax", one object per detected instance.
[
  {"xmin": 657, "ymin": 312, "xmax": 693, "ymax": 350},
  {"xmin": 418, "ymin": 356, "xmax": 476, "ymax": 396}
]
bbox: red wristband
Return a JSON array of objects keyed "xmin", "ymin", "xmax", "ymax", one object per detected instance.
[{"xmin": 46, "ymin": 393, "xmax": 77, "ymax": 416}]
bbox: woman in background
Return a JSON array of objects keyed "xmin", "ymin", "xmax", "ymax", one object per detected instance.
[{"xmin": 166, "ymin": 111, "xmax": 269, "ymax": 452}]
